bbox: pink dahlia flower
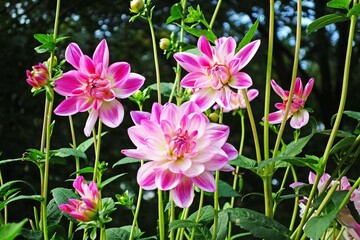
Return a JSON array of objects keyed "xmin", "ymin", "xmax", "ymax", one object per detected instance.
[
  {"xmin": 214, "ymin": 88, "xmax": 259, "ymax": 112},
  {"xmin": 54, "ymin": 39, "xmax": 145, "ymax": 136},
  {"xmin": 59, "ymin": 176, "xmax": 100, "ymax": 222},
  {"xmin": 268, "ymin": 77, "xmax": 314, "ymax": 129},
  {"xmin": 174, "ymin": 36, "xmax": 260, "ymax": 111},
  {"xmin": 291, "ymin": 172, "xmax": 360, "ymax": 239},
  {"xmin": 121, "ymin": 101, "xmax": 238, "ymax": 208}
]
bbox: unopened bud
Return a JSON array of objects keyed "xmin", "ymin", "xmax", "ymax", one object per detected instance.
[
  {"xmin": 159, "ymin": 38, "xmax": 171, "ymax": 51},
  {"xmin": 130, "ymin": 0, "xmax": 144, "ymax": 13},
  {"xmin": 133, "ymin": 90, "xmax": 142, "ymax": 99},
  {"xmin": 47, "ymin": 56, "xmax": 57, "ymax": 67},
  {"xmin": 208, "ymin": 112, "xmax": 219, "ymax": 122},
  {"xmin": 26, "ymin": 63, "xmax": 50, "ymax": 89}
]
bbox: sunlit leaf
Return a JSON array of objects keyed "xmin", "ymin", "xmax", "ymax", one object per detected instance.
[
  {"xmin": 306, "ymin": 13, "xmax": 349, "ymax": 34},
  {"xmin": 237, "ymin": 19, "xmax": 260, "ymax": 52}
]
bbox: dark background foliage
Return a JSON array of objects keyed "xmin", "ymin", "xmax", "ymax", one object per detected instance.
[{"xmin": 0, "ymin": 0, "xmax": 359, "ymax": 237}]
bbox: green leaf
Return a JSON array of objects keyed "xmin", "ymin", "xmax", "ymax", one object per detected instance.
[
  {"xmin": 306, "ymin": 13, "xmax": 349, "ymax": 34},
  {"xmin": 0, "ymin": 195, "xmax": 43, "ymax": 211},
  {"xmin": 227, "ymin": 208, "xmax": 292, "ymax": 240},
  {"xmin": 347, "ymin": 3, "xmax": 360, "ymax": 17},
  {"xmin": 52, "ymin": 148, "xmax": 87, "ymax": 160},
  {"xmin": 77, "ymin": 132, "xmax": 108, "ymax": 153},
  {"xmin": 48, "ymin": 225, "xmax": 67, "ymax": 240},
  {"xmin": 51, "ymin": 187, "xmax": 78, "ymax": 206},
  {"xmin": 304, "ymin": 209, "xmax": 338, "ymax": 240},
  {"xmin": 0, "ymin": 180, "xmax": 32, "ymax": 198},
  {"xmin": 55, "ymin": 36, "xmax": 69, "ymax": 43},
  {"xmin": 169, "ymin": 220, "xmax": 212, "ymax": 239},
  {"xmin": 229, "ymin": 155, "xmax": 257, "ymax": 171},
  {"xmin": 0, "ymin": 219, "xmax": 27, "ymax": 240},
  {"xmin": 19, "ymin": 229, "xmax": 42, "ymax": 240},
  {"xmin": 258, "ymin": 156, "xmax": 320, "ymax": 172},
  {"xmin": 237, "ymin": 19, "xmax": 260, "ymax": 52},
  {"xmin": 106, "ymin": 227, "xmax": 130, "ymax": 240},
  {"xmin": 47, "ymin": 198, "xmax": 63, "ymax": 226},
  {"xmin": 218, "ymin": 180, "xmax": 240, "ymax": 197},
  {"xmin": 70, "ymin": 166, "xmax": 94, "ymax": 176},
  {"xmin": 166, "ymin": 3, "xmax": 183, "ymax": 24},
  {"xmin": 343, "ymin": 110, "xmax": 360, "ymax": 121},
  {"xmin": 182, "ymin": 26, "xmax": 217, "ymax": 43},
  {"xmin": 187, "ymin": 205, "xmax": 214, "ymax": 223},
  {"xmin": 34, "ymin": 34, "xmax": 52, "ymax": 44},
  {"xmin": 327, "ymin": 0, "xmax": 351, "ymax": 10},
  {"xmin": 169, "ymin": 220, "xmax": 198, "ymax": 230},
  {"xmin": 279, "ymin": 132, "xmax": 315, "ymax": 157},
  {"xmin": 113, "ymin": 157, "xmax": 141, "ymax": 167},
  {"xmin": 210, "ymin": 211, "xmax": 228, "ymax": 240},
  {"xmin": 148, "ymin": 82, "xmax": 174, "ymax": 97},
  {"xmin": 100, "ymin": 173, "xmax": 127, "ymax": 189},
  {"xmin": 330, "ymin": 136, "xmax": 356, "ymax": 154}
]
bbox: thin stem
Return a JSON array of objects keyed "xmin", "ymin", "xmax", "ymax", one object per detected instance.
[
  {"xmin": 158, "ymin": 189, "xmax": 165, "ymax": 240},
  {"xmin": 209, "ymin": 0, "xmax": 222, "ymax": 28},
  {"xmin": 40, "ymin": 99, "xmax": 49, "ymax": 153},
  {"xmin": 129, "ymin": 160, "xmax": 144, "ymax": 240},
  {"xmin": 169, "ymin": 0, "xmax": 187, "ymax": 104},
  {"xmin": 272, "ymin": 0, "xmax": 302, "ymax": 157},
  {"xmin": 289, "ymin": 165, "xmax": 298, "ymax": 231},
  {"xmin": 320, "ymin": 9, "xmax": 357, "ymax": 171},
  {"xmin": 176, "ymin": 208, "xmax": 189, "ymax": 240},
  {"xmin": 147, "ymin": 16, "xmax": 161, "ymax": 104},
  {"xmin": 100, "ymin": 224, "xmax": 106, "ymax": 240},
  {"xmin": 190, "ymin": 190, "xmax": 204, "ymax": 240},
  {"xmin": 169, "ymin": 196, "xmax": 176, "ymax": 240},
  {"xmin": 263, "ymin": 0, "xmax": 275, "ymax": 161},
  {"xmin": 92, "ymin": 121, "xmax": 103, "ymax": 183},
  {"xmin": 42, "ymin": 95, "xmax": 54, "ymax": 240},
  {"xmin": 228, "ymin": 111, "xmax": 245, "ymax": 238},
  {"xmin": 0, "ymin": 171, "xmax": 7, "ymax": 224},
  {"xmin": 241, "ymin": 89, "xmax": 261, "ymax": 163},
  {"xmin": 212, "ymin": 170, "xmax": 220, "ymax": 240}
]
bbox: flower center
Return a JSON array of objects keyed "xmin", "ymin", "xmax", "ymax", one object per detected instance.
[
  {"xmin": 167, "ymin": 128, "xmax": 197, "ymax": 159},
  {"xmin": 209, "ymin": 63, "xmax": 230, "ymax": 89},
  {"xmin": 86, "ymin": 77, "xmax": 114, "ymax": 100}
]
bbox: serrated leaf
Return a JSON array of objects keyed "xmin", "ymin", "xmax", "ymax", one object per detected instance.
[
  {"xmin": 237, "ymin": 19, "xmax": 260, "ymax": 52},
  {"xmin": 100, "ymin": 173, "xmax": 127, "ymax": 189},
  {"xmin": 52, "ymin": 148, "xmax": 87, "ymax": 160},
  {"xmin": 47, "ymin": 198, "xmax": 63, "ymax": 226},
  {"xmin": 182, "ymin": 26, "xmax": 217, "ymax": 43},
  {"xmin": 218, "ymin": 180, "xmax": 240, "ymax": 197},
  {"xmin": 70, "ymin": 166, "xmax": 94, "ymax": 176},
  {"xmin": 169, "ymin": 220, "xmax": 198, "ymax": 230},
  {"xmin": 106, "ymin": 227, "xmax": 130, "ymax": 240},
  {"xmin": 304, "ymin": 209, "xmax": 338, "ymax": 240},
  {"xmin": 307, "ymin": 13, "xmax": 349, "ymax": 34},
  {"xmin": 330, "ymin": 136, "xmax": 356, "ymax": 154},
  {"xmin": 229, "ymin": 155, "xmax": 257, "ymax": 171},
  {"xmin": 166, "ymin": 3, "xmax": 183, "ymax": 24},
  {"xmin": 148, "ymin": 82, "xmax": 174, "ymax": 97},
  {"xmin": 76, "ymin": 132, "xmax": 108, "ymax": 153},
  {"xmin": 51, "ymin": 187, "xmax": 78, "ymax": 206},
  {"xmin": 227, "ymin": 208, "xmax": 292, "ymax": 240},
  {"xmin": 187, "ymin": 205, "xmax": 214, "ymax": 223},
  {"xmin": 0, "ymin": 219, "xmax": 27, "ymax": 240},
  {"xmin": 210, "ymin": 211, "xmax": 228, "ymax": 240},
  {"xmin": 113, "ymin": 157, "xmax": 141, "ymax": 167},
  {"xmin": 347, "ymin": 3, "xmax": 360, "ymax": 17},
  {"xmin": 327, "ymin": 0, "xmax": 351, "ymax": 10},
  {"xmin": 0, "ymin": 195, "xmax": 43, "ymax": 211},
  {"xmin": 34, "ymin": 34, "xmax": 52, "ymax": 44},
  {"xmin": 343, "ymin": 110, "xmax": 360, "ymax": 121}
]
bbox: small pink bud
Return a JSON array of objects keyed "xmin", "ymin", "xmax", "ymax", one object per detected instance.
[
  {"xmin": 159, "ymin": 38, "xmax": 171, "ymax": 51},
  {"xmin": 130, "ymin": 0, "xmax": 144, "ymax": 13},
  {"xmin": 26, "ymin": 63, "xmax": 49, "ymax": 89}
]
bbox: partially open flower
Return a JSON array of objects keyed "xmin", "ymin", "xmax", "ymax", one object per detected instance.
[
  {"xmin": 59, "ymin": 176, "xmax": 100, "ymax": 222},
  {"xmin": 26, "ymin": 63, "xmax": 49, "ymax": 89}
]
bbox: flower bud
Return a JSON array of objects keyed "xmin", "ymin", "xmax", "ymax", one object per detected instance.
[
  {"xmin": 130, "ymin": 0, "xmax": 144, "ymax": 13},
  {"xmin": 26, "ymin": 63, "xmax": 49, "ymax": 89},
  {"xmin": 133, "ymin": 90, "xmax": 143, "ymax": 99},
  {"xmin": 208, "ymin": 112, "xmax": 219, "ymax": 122},
  {"xmin": 47, "ymin": 56, "xmax": 57, "ymax": 68},
  {"xmin": 159, "ymin": 38, "xmax": 171, "ymax": 51}
]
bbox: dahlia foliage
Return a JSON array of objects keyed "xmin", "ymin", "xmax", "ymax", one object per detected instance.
[{"xmin": 3, "ymin": 0, "xmax": 360, "ymax": 240}]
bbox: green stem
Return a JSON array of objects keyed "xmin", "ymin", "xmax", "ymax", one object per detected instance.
[
  {"xmin": 212, "ymin": 170, "xmax": 220, "ymax": 240},
  {"xmin": 147, "ymin": 15, "xmax": 161, "ymax": 104},
  {"xmin": 169, "ymin": 197, "xmax": 176, "ymax": 240},
  {"xmin": 92, "ymin": 121, "xmax": 103, "ymax": 183},
  {"xmin": 129, "ymin": 160, "xmax": 144, "ymax": 240},
  {"xmin": 228, "ymin": 111, "xmax": 245, "ymax": 239},
  {"xmin": 169, "ymin": 0, "xmax": 187, "ymax": 105},
  {"xmin": 263, "ymin": 0, "xmax": 275, "ymax": 161},
  {"xmin": 320, "ymin": 11, "xmax": 357, "ymax": 172},
  {"xmin": 42, "ymin": 94, "xmax": 54, "ymax": 240},
  {"xmin": 100, "ymin": 223, "xmax": 106, "ymax": 240},
  {"xmin": 209, "ymin": 0, "xmax": 222, "ymax": 28},
  {"xmin": 272, "ymin": 0, "xmax": 302, "ymax": 157},
  {"xmin": 190, "ymin": 190, "xmax": 204, "ymax": 240},
  {"xmin": 289, "ymin": 165, "xmax": 298, "ymax": 231},
  {"xmin": 175, "ymin": 208, "xmax": 189, "ymax": 240},
  {"xmin": 0, "ymin": 171, "xmax": 7, "ymax": 224},
  {"xmin": 40, "ymin": 99, "xmax": 49, "ymax": 153},
  {"xmin": 158, "ymin": 189, "xmax": 165, "ymax": 240}
]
